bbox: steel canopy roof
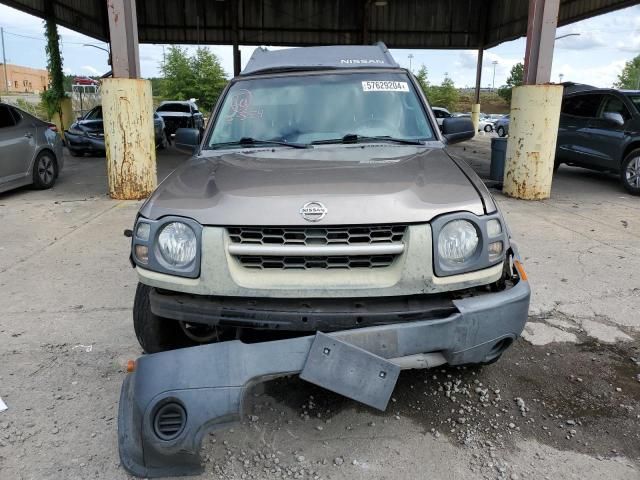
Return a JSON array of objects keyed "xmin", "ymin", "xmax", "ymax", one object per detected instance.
[{"xmin": 2, "ymin": 0, "xmax": 636, "ymax": 50}]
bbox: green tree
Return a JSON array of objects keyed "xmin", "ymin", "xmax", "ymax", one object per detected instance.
[
  {"xmin": 41, "ymin": 18, "xmax": 67, "ymax": 120},
  {"xmin": 497, "ymin": 62, "xmax": 524, "ymax": 103},
  {"xmin": 426, "ymin": 74, "xmax": 460, "ymax": 111},
  {"xmin": 414, "ymin": 65, "xmax": 429, "ymax": 93},
  {"xmin": 160, "ymin": 46, "xmax": 227, "ymax": 112},
  {"xmin": 614, "ymin": 55, "xmax": 640, "ymax": 89}
]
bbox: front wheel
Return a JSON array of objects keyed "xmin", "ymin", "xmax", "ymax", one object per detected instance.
[
  {"xmin": 496, "ymin": 126, "xmax": 506, "ymax": 137},
  {"xmin": 484, "ymin": 124, "xmax": 493, "ymax": 133},
  {"xmin": 621, "ymin": 149, "xmax": 640, "ymax": 195},
  {"xmin": 133, "ymin": 284, "xmax": 228, "ymax": 353}
]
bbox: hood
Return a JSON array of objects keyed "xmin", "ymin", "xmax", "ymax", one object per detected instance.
[
  {"xmin": 75, "ymin": 119, "xmax": 103, "ymax": 133},
  {"xmin": 139, "ymin": 145, "xmax": 486, "ymax": 226}
]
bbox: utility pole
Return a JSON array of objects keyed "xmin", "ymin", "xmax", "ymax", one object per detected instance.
[
  {"xmin": 408, "ymin": 53, "xmax": 413, "ymax": 72},
  {"xmin": 1, "ymin": 27, "xmax": 8, "ymax": 94},
  {"xmin": 492, "ymin": 60, "xmax": 498, "ymax": 91}
]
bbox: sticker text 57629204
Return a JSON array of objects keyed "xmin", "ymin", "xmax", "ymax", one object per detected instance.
[{"xmin": 362, "ymin": 81, "xmax": 409, "ymax": 92}]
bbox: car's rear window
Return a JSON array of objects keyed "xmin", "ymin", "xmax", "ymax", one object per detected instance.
[
  {"xmin": 207, "ymin": 72, "xmax": 434, "ymax": 148},
  {"xmin": 157, "ymin": 103, "xmax": 191, "ymax": 113}
]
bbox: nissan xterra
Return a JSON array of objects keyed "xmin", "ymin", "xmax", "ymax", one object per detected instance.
[{"xmin": 119, "ymin": 43, "xmax": 530, "ymax": 478}]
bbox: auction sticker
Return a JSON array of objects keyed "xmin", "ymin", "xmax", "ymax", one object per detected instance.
[{"xmin": 362, "ymin": 80, "xmax": 409, "ymax": 92}]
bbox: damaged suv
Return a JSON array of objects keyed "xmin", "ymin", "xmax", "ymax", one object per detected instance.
[{"xmin": 120, "ymin": 44, "xmax": 530, "ymax": 477}]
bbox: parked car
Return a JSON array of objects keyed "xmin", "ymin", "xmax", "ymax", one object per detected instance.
[
  {"xmin": 478, "ymin": 117, "xmax": 494, "ymax": 133},
  {"xmin": 64, "ymin": 106, "xmax": 168, "ymax": 156},
  {"xmin": 155, "ymin": 100, "xmax": 205, "ymax": 137},
  {"xmin": 556, "ymin": 85, "xmax": 640, "ymax": 195},
  {"xmin": 494, "ymin": 115, "xmax": 510, "ymax": 137},
  {"xmin": 432, "ymin": 106, "xmax": 452, "ymax": 127},
  {"xmin": 0, "ymin": 102, "xmax": 64, "ymax": 193}
]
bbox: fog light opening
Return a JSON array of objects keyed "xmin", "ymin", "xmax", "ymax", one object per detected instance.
[{"xmin": 484, "ymin": 337, "xmax": 513, "ymax": 363}]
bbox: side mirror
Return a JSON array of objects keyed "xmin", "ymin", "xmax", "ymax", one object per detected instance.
[
  {"xmin": 441, "ymin": 117, "xmax": 475, "ymax": 144},
  {"xmin": 602, "ymin": 111, "xmax": 624, "ymax": 126},
  {"xmin": 174, "ymin": 128, "xmax": 200, "ymax": 154}
]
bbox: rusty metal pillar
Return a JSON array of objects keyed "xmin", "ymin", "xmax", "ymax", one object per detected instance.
[
  {"xmin": 102, "ymin": 0, "xmax": 157, "ymax": 200},
  {"xmin": 232, "ymin": 0, "xmax": 241, "ymax": 76},
  {"xmin": 503, "ymin": 0, "xmax": 563, "ymax": 200},
  {"xmin": 471, "ymin": 48, "xmax": 483, "ymax": 132}
]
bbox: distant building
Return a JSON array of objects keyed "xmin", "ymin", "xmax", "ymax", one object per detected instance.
[{"xmin": 0, "ymin": 64, "xmax": 49, "ymax": 94}]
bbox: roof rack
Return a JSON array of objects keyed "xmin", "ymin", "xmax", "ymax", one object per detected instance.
[{"xmin": 240, "ymin": 42, "xmax": 399, "ymax": 76}]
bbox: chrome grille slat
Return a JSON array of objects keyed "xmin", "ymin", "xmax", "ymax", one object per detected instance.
[{"xmin": 228, "ymin": 225, "xmax": 407, "ymax": 270}]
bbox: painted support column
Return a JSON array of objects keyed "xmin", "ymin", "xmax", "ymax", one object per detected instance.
[
  {"xmin": 503, "ymin": 0, "xmax": 561, "ymax": 200},
  {"xmin": 502, "ymin": 85, "xmax": 562, "ymax": 200},
  {"xmin": 472, "ymin": 48, "xmax": 483, "ymax": 132},
  {"xmin": 102, "ymin": 78, "xmax": 157, "ymax": 200},
  {"xmin": 103, "ymin": 0, "xmax": 157, "ymax": 200}
]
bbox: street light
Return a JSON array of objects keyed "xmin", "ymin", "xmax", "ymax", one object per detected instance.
[
  {"xmin": 555, "ymin": 33, "xmax": 581, "ymax": 40},
  {"xmin": 83, "ymin": 44, "xmax": 111, "ymax": 65},
  {"xmin": 492, "ymin": 60, "xmax": 498, "ymax": 91},
  {"xmin": 559, "ymin": 73, "xmax": 564, "ymax": 83},
  {"xmin": 408, "ymin": 53, "xmax": 414, "ymax": 72}
]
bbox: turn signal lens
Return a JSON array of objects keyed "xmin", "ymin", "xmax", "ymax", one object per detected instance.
[
  {"xmin": 136, "ymin": 222, "xmax": 151, "ymax": 241},
  {"xmin": 488, "ymin": 241, "xmax": 503, "ymax": 258},
  {"xmin": 126, "ymin": 360, "xmax": 136, "ymax": 373},
  {"xmin": 514, "ymin": 260, "xmax": 528, "ymax": 281},
  {"xmin": 487, "ymin": 219, "xmax": 502, "ymax": 237},
  {"xmin": 135, "ymin": 245, "xmax": 149, "ymax": 264}
]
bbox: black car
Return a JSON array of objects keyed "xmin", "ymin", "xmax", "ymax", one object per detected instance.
[
  {"xmin": 155, "ymin": 101, "xmax": 205, "ymax": 137},
  {"xmin": 64, "ymin": 106, "xmax": 168, "ymax": 156},
  {"xmin": 556, "ymin": 85, "xmax": 640, "ymax": 195}
]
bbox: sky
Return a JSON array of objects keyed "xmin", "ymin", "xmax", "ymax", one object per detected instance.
[{"xmin": 0, "ymin": 3, "xmax": 638, "ymax": 88}]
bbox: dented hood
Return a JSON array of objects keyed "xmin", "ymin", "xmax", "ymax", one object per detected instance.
[{"xmin": 140, "ymin": 145, "xmax": 486, "ymax": 226}]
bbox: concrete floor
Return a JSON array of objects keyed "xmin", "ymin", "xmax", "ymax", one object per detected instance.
[{"xmin": 0, "ymin": 141, "xmax": 638, "ymax": 479}]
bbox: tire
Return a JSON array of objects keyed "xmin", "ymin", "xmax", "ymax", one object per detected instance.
[
  {"xmin": 484, "ymin": 124, "xmax": 493, "ymax": 133},
  {"xmin": 620, "ymin": 149, "xmax": 640, "ymax": 195},
  {"xmin": 133, "ymin": 283, "xmax": 196, "ymax": 353},
  {"xmin": 32, "ymin": 150, "xmax": 58, "ymax": 189},
  {"xmin": 497, "ymin": 126, "xmax": 506, "ymax": 137}
]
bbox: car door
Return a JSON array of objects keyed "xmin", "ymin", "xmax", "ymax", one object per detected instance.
[
  {"xmin": 0, "ymin": 104, "xmax": 34, "ymax": 185},
  {"xmin": 582, "ymin": 94, "xmax": 632, "ymax": 170},
  {"xmin": 556, "ymin": 93, "xmax": 603, "ymax": 167}
]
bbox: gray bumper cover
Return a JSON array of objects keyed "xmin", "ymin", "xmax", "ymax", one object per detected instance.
[{"xmin": 118, "ymin": 278, "xmax": 530, "ymax": 478}]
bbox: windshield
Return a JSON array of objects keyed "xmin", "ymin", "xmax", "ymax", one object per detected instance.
[
  {"xmin": 207, "ymin": 72, "xmax": 434, "ymax": 148},
  {"xmin": 626, "ymin": 94, "xmax": 640, "ymax": 113},
  {"xmin": 157, "ymin": 103, "xmax": 191, "ymax": 113}
]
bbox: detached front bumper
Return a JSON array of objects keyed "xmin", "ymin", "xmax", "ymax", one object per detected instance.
[
  {"xmin": 64, "ymin": 131, "xmax": 105, "ymax": 153},
  {"xmin": 119, "ymin": 276, "xmax": 530, "ymax": 478}
]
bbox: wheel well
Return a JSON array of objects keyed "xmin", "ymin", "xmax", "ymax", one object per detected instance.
[{"xmin": 623, "ymin": 142, "xmax": 640, "ymax": 164}]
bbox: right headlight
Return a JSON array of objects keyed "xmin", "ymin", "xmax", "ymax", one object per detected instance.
[
  {"xmin": 438, "ymin": 219, "xmax": 479, "ymax": 264},
  {"xmin": 130, "ymin": 216, "xmax": 202, "ymax": 278},
  {"xmin": 157, "ymin": 222, "xmax": 197, "ymax": 267}
]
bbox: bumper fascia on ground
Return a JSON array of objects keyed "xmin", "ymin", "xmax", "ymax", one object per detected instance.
[{"xmin": 118, "ymin": 276, "xmax": 530, "ymax": 478}]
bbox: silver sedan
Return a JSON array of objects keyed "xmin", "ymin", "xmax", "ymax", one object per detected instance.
[{"xmin": 0, "ymin": 102, "xmax": 64, "ymax": 194}]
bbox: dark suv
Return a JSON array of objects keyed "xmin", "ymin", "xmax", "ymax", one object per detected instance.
[{"xmin": 556, "ymin": 85, "xmax": 640, "ymax": 195}]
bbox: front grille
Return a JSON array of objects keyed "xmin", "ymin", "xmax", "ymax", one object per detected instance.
[
  {"xmin": 237, "ymin": 254, "xmax": 396, "ymax": 270},
  {"xmin": 228, "ymin": 225, "xmax": 406, "ymax": 246}
]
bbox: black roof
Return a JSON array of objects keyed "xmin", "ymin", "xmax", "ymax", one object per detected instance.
[{"xmin": 241, "ymin": 43, "xmax": 399, "ymax": 76}]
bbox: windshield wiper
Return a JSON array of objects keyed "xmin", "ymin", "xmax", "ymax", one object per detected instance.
[
  {"xmin": 312, "ymin": 134, "xmax": 425, "ymax": 146},
  {"xmin": 210, "ymin": 137, "xmax": 311, "ymax": 149}
]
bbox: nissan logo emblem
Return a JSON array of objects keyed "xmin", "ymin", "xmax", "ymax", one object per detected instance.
[{"xmin": 300, "ymin": 201, "xmax": 327, "ymax": 222}]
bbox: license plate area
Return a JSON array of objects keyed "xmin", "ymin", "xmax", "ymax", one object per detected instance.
[{"xmin": 299, "ymin": 332, "xmax": 400, "ymax": 411}]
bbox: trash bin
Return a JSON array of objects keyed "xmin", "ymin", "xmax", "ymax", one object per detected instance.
[{"xmin": 490, "ymin": 137, "xmax": 508, "ymax": 183}]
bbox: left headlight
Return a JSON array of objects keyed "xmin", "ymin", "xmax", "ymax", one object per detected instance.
[
  {"xmin": 438, "ymin": 219, "xmax": 479, "ymax": 264},
  {"xmin": 158, "ymin": 222, "xmax": 197, "ymax": 267}
]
